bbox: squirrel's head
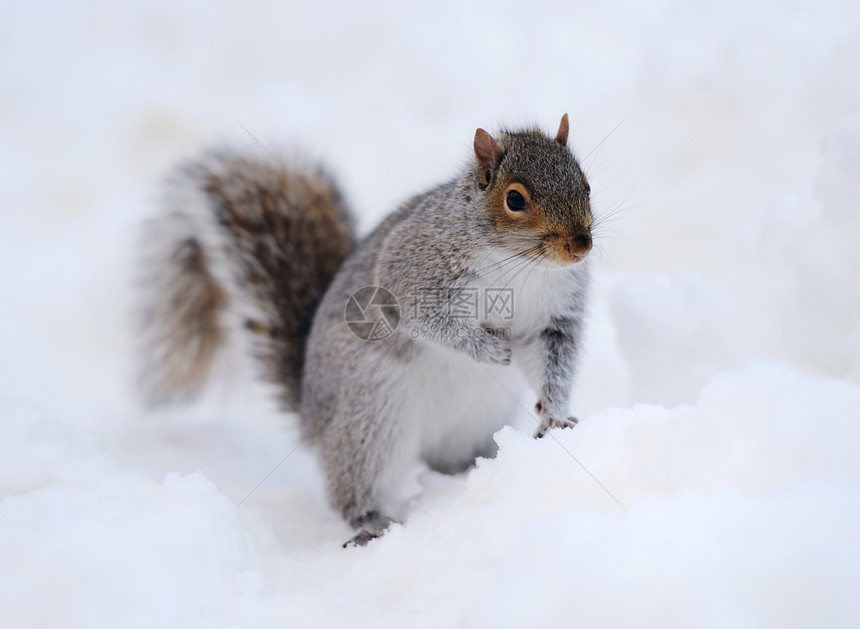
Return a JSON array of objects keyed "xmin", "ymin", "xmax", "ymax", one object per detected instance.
[{"xmin": 473, "ymin": 114, "xmax": 592, "ymax": 266}]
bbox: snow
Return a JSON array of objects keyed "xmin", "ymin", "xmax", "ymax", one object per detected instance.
[{"xmin": 2, "ymin": 0, "xmax": 860, "ymax": 626}]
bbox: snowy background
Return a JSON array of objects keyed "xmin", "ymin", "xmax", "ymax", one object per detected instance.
[{"xmin": 2, "ymin": 0, "xmax": 860, "ymax": 626}]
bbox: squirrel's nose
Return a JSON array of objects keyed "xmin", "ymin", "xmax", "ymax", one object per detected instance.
[{"xmin": 564, "ymin": 233, "xmax": 592, "ymax": 261}]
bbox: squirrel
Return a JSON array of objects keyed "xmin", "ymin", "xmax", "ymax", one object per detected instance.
[{"xmin": 137, "ymin": 114, "xmax": 593, "ymax": 546}]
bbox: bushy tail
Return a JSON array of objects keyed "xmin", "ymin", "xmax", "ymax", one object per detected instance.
[{"xmin": 136, "ymin": 148, "xmax": 356, "ymax": 409}]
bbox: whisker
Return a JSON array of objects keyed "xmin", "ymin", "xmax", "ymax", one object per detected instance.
[
  {"xmin": 518, "ymin": 249, "xmax": 547, "ymax": 287},
  {"xmin": 496, "ymin": 247, "xmax": 546, "ymax": 288},
  {"xmin": 472, "ymin": 244, "xmax": 542, "ymax": 280},
  {"xmin": 486, "ymin": 253, "xmax": 537, "ymax": 286},
  {"xmin": 474, "ymin": 254, "xmax": 536, "ymax": 283},
  {"xmin": 591, "ymin": 205, "xmax": 628, "ymax": 229},
  {"xmin": 581, "ymin": 118, "xmax": 625, "ymax": 167},
  {"xmin": 504, "ymin": 256, "xmax": 541, "ymax": 289},
  {"xmin": 485, "ymin": 248, "xmax": 541, "ymax": 287},
  {"xmin": 473, "ymin": 245, "xmax": 537, "ymax": 275}
]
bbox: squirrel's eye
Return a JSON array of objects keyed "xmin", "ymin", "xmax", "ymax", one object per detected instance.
[
  {"xmin": 506, "ymin": 190, "xmax": 527, "ymax": 212},
  {"xmin": 585, "ymin": 182, "xmax": 591, "ymax": 194}
]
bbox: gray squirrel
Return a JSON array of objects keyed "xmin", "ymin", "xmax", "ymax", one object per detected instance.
[{"xmin": 138, "ymin": 114, "xmax": 593, "ymax": 546}]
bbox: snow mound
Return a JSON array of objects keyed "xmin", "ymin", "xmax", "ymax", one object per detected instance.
[{"xmin": 2, "ymin": 364, "xmax": 858, "ymax": 626}]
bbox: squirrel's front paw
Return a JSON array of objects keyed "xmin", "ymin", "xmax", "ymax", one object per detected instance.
[
  {"xmin": 533, "ymin": 401, "xmax": 579, "ymax": 438},
  {"xmin": 479, "ymin": 334, "xmax": 512, "ymax": 365}
]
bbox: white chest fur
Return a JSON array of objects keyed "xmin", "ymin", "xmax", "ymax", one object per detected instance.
[{"xmin": 466, "ymin": 250, "xmax": 582, "ymax": 340}]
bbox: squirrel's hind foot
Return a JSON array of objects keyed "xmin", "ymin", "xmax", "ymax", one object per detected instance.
[
  {"xmin": 343, "ymin": 529, "xmax": 384, "ymax": 548},
  {"xmin": 342, "ymin": 511, "xmax": 394, "ymax": 548}
]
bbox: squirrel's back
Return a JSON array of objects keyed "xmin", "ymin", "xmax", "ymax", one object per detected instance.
[{"xmin": 137, "ymin": 149, "xmax": 355, "ymax": 408}]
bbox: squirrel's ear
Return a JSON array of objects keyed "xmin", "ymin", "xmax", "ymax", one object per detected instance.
[
  {"xmin": 556, "ymin": 113, "xmax": 570, "ymax": 146},
  {"xmin": 474, "ymin": 128, "xmax": 504, "ymax": 189}
]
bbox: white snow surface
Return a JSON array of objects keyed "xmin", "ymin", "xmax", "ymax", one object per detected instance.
[{"xmin": 2, "ymin": 1, "xmax": 860, "ymax": 626}]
